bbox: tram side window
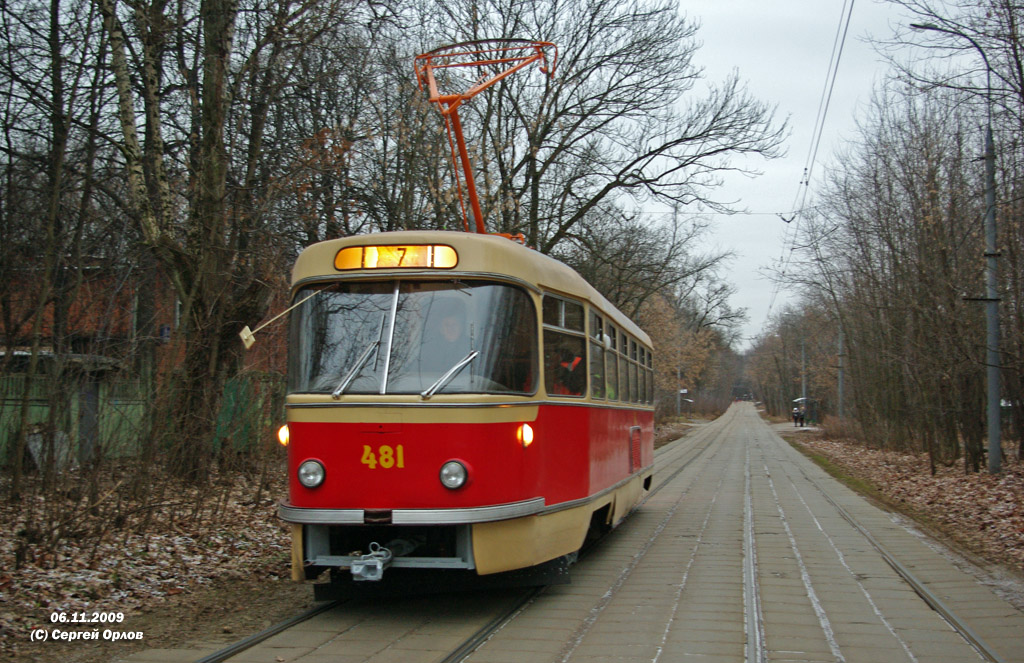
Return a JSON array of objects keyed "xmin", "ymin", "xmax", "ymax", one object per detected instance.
[
  {"xmin": 640, "ymin": 348, "xmax": 649, "ymax": 404},
  {"xmin": 542, "ymin": 297, "xmax": 560, "ymax": 327},
  {"xmin": 543, "ymin": 296, "xmax": 584, "ymax": 332},
  {"xmin": 619, "ymin": 332, "xmax": 630, "ymax": 403},
  {"xmin": 545, "ymin": 331, "xmax": 586, "ymax": 396},
  {"xmin": 605, "ymin": 324, "xmax": 619, "ymax": 400},
  {"xmin": 564, "ymin": 301, "xmax": 584, "ymax": 332},
  {"xmin": 645, "ymin": 349, "xmax": 654, "ymax": 404},
  {"xmin": 638, "ymin": 348, "xmax": 646, "ymax": 404},
  {"xmin": 543, "ymin": 294, "xmax": 586, "ymax": 397},
  {"xmin": 629, "ymin": 339, "xmax": 639, "ymax": 403},
  {"xmin": 589, "ymin": 312, "xmax": 606, "ymax": 399}
]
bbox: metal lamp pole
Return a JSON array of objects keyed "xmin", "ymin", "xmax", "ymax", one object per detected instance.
[{"xmin": 911, "ymin": 23, "xmax": 1001, "ymax": 473}]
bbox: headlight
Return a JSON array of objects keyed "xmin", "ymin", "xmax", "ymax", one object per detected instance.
[
  {"xmin": 297, "ymin": 460, "xmax": 325, "ymax": 488},
  {"xmin": 439, "ymin": 460, "xmax": 467, "ymax": 490},
  {"xmin": 277, "ymin": 424, "xmax": 290, "ymax": 446}
]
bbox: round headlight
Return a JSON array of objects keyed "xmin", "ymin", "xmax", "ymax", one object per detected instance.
[
  {"xmin": 297, "ymin": 460, "xmax": 325, "ymax": 488},
  {"xmin": 439, "ymin": 460, "xmax": 467, "ymax": 490}
]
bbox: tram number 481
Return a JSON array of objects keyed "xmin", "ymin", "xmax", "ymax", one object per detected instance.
[{"xmin": 361, "ymin": 444, "xmax": 405, "ymax": 469}]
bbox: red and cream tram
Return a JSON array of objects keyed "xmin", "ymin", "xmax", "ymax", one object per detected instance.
[{"xmin": 278, "ymin": 230, "xmax": 654, "ymax": 588}]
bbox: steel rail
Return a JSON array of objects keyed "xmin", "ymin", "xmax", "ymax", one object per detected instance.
[
  {"xmin": 194, "ymin": 600, "xmax": 340, "ymax": 663},
  {"xmin": 437, "ymin": 586, "xmax": 546, "ymax": 663},
  {"xmin": 440, "ymin": 424, "xmax": 722, "ymax": 663},
  {"xmin": 798, "ymin": 466, "xmax": 1007, "ymax": 663}
]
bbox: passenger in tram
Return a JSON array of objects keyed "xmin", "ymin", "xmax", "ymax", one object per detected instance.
[{"xmin": 552, "ymin": 346, "xmax": 585, "ymax": 396}]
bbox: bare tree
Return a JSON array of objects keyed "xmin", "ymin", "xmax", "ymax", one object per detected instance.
[
  {"xmin": 886, "ymin": 0, "xmax": 1024, "ymax": 456},
  {"xmin": 406, "ymin": 0, "xmax": 786, "ymax": 252},
  {"xmin": 775, "ymin": 80, "xmax": 990, "ymax": 470},
  {"xmin": 94, "ymin": 0, "xmax": 396, "ymax": 480}
]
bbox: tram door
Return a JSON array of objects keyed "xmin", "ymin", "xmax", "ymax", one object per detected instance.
[{"xmin": 629, "ymin": 426, "xmax": 642, "ymax": 473}]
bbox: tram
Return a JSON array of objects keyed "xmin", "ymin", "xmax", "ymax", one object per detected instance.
[{"xmin": 277, "ymin": 230, "xmax": 655, "ymax": 589}]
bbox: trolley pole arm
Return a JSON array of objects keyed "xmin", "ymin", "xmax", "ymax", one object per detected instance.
[
  {"xmin": 463, "ymin": 51, "xmax": 550, "ymax": 99},
  {"xmin": 448, "ymin": 107, "xmax": 487, "ymax": 234},
  {"xmin": 413, "ymin": 40, "xmax": 556, "ymax": 236}
]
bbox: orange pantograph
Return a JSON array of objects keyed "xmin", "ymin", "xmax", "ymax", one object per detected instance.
[{"xmin": 414, "ymin": 40, "xmax": 556, "ymax": 236}]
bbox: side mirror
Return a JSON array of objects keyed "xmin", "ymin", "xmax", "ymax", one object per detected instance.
[{"xmin": 239, "ymin": 289, "xmax": 322, "ymax": 350}]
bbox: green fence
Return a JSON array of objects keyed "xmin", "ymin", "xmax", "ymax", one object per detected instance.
[{"xmin": 1, "ymin": 372, "xmax": 284, "ymax": 466}]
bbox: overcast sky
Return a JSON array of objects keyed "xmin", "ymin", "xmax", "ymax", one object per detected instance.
[{"xmin": 680, "ymin": 0, "xmax": 911, "ymax": 350}]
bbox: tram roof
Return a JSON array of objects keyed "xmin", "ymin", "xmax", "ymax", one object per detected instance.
[{"xmin": 291, "ymin": 230, "xmax": 650, "ymax": 346}]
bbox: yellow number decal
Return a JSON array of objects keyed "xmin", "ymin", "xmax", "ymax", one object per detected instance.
[
  {"xmin": 361, "ymin": 445, "xmax": 377, "ymax": 469},
  {"xmin": 361, "ymin": 444, "xmax": 404, "ymax": 470}
]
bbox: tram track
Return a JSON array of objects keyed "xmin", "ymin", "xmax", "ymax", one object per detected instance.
[
  {"xmin": 743, "ymin": 443, "xmax": 767, "ymax": 663},
  {"xmin": 791, "ymin": 460, "xmax": 1007, "ymax": 663},
  {"xmin": 194, "ymin": 589, "xmax": 539, "ymax": 663},
  {"xmin": 550, "ymin": 414, "xmax": 737, "ymax": 663},
  {"xmin": 436, "ymin": 586, "xmax": 545, "ymax": 663},
  {"xmin": 193, "ymin": 421, "xmax": 719, "ymax": 663},
  {"xmin": 194, "ymin": 600, "xmax": 341, "ymax": 663},
  {"xmin": 181, "ymin": 407, "xmax": 1022, "ymax": 663},
  {"xmin": 757, "ymin": 409, "xmax": 1011, "ymax": 663},
  {"xmin": 452, "ymin": 420, "xmax": 726, "ymax": 663}
]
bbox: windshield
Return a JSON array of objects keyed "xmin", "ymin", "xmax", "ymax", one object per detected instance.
[{"xmin": 288, "ymin": 280, "xmax": 537, "ymax": 396}]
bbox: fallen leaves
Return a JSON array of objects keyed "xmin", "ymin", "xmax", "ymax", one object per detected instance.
[{"xmin": 0, "ymin": 465, "xmax": 293, "ymax": 659}]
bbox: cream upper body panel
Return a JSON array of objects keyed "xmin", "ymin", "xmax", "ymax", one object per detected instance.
[{"xmin": 290, "ymin": 231, "xmax": 650, "ymax": 347}]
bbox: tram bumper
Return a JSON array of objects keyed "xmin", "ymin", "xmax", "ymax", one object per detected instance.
[{"xmin": 279, "ymin": 498, "xmax": 548, "ymax": 580}]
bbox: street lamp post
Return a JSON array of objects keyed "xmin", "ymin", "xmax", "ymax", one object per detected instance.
[{"xmin": 911, "ymin": 23, "xmax": 1001, "ymax": 473}]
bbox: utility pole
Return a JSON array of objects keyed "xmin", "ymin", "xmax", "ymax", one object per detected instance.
[
  {"xmin": 801, "ymin": 336, "xmax": 807, "ymax": 405},
  {"xmin": 911, "ymin": 23, "xmax": 1001, "ymax": 473},
  {"xmin": 837, "ymin": 327, "xmax": 845, "ymax": 421},
  {"xmin": 676, "ymin": 368, "xmax": 681, "ymax": 417}
]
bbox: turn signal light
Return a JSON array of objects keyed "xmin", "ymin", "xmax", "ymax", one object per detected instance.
[{"xmin": 517, "ymin": 423, "xmax": 534, "ymax": 448}]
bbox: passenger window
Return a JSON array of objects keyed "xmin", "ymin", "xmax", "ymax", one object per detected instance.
[
  {"xmin": 543, "ymin": 294, "xmax": 587, "ymax": 397},
  {"xmin": 590, "ymin": 313, "xmax": 606, "ymax": 399},
  {"xmin": 605, "ymin": 324, "xmax": 619, "ymax": 400},
  {"xmin": 589, "ymin": 341, "xmax": 605, "ymax": 399},
  {"xmin": 544, "ymin": 331, "xmax": 586, "ymax": 396},
  {"xmin": 543, "ymin": 297, "xmax": 561, "ymax": 326},
  {"xmin": 543, "ymin": 295, "xmax": 584, "ymax": 331},
  {"xmin": 563, "ymin": 301, "xmax": 584, "ymax": 331},
  {"xmin": 620, "ymin": 353, "xmax": 629, "ymax": 403}
]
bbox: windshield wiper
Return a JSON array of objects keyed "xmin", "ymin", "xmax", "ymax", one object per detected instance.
[
  {"xmin": 332, "ymin": 340, "xmax": 380, "ymax": 399},
  {"xmin": 421, "ymin": 351, "xmax": 479, "ymax": 400},
  {"xmin": 333, "ymin": 314, "xmax": 386, "ymax": 399}
]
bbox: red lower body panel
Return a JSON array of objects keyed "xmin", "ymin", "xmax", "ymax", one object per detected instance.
[{"xmin": 285, "ymin": 404, "xmax": 653, "ymax": 514}]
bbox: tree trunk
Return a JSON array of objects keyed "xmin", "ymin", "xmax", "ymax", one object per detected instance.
[{"xmin": 9, "ymin": 0, "xmax": 68, "ymax": 501}]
